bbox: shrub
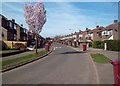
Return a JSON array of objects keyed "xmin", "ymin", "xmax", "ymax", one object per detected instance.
[
  {"xmin": 92, "ymin": 41, "xmax": 104, "ymax": 49},
  {"xmin": 14, "ymin": 43, "xmax": 26, "ymax": 50},
  {"xmin": 104, "ymin": 40, "xmax": 120, "ymax": 51},
  {"xmin": 92, "ymin": 40, "xmax": 120, "ymax": 51}
]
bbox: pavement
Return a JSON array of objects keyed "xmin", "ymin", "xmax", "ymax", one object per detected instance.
[
  {"xmin": 70, "ymin": 44, "xmax": 119, "ymax": 84},
  {"xmin": 87, "ymin": 47, "xmax": 119, "ymax": 84},
  {"xmin": 2, "ymin": 48, "xmax": 44, "ymax": 61},
  {"xmin": 87, "ymin": 47, "xmax": 119, "ymax": 61},
  {"xmin": 2, "ymin": 42, "xmax": 98, "ymax": 84}
]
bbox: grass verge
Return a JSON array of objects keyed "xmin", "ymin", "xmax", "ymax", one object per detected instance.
[
  {"xmin": 2, "ymin": 50, "xmax": 47, "ymax": 70},
  {"xmin": 90, "ymin": 53, "xmax": 111, "ymax": 63},
  {"xmin": 0, "ymin": 50, "xmax": 19, "ymax": 54}
]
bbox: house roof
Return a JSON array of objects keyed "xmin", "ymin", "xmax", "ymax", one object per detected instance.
[{"xmin": 105, "ymin": 22, "xmax": 119, "ymax": 30}]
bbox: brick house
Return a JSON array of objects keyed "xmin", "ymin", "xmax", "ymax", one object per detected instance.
[
  {"xmin": 16, "ymin": 24, "xmax": 27, "ymax": 41},
  {"xmin": 91, "ymin": 26, "xmax": 105, "ymax": 41},
  {"xmin": 58, "ymin": 21, "xmax": 119, "ymax": 42},
  {"xmin": 101, "ymin": 22, "xmax": 118, "ymax": 40},
  {"xmin": 0, "ymin": 14, "xmax": 27, "ymax": 41}
]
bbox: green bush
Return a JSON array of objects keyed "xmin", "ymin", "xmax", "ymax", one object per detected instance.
[
  {"xmin": 92, "ymin": 41, "xmax": 104, "ymax": 49},
  {"xmin": 92, "ymin": 40, "xmax": 120, "ymax": 51},
  {"xmin": 104, "ymin": 40, "xmax": 120, "ymax": 51}
]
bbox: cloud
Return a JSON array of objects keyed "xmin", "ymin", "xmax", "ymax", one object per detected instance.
[
  {"xmin": 40, "ymin": 2, "xmax": 117, "ymax": 37},
  {"xmin": 2, "ymin": 2, "xmax": 24, "ymax": 14},
  {"xmin": 1, "ymin": 2, "xmax": 117, "ymax": 38},
  {"xmin": 41, "ymin": 3, "xmax": 93, "ymax": 37}
]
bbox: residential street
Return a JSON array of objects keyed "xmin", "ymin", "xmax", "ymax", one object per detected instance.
[{"xmin": 2, "ymin": 42, "xmax": 98, "ymax": 84}]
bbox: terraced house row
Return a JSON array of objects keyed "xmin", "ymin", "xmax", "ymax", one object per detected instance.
[
  {"xmin": 0, "ymin": 14, "xmax": 45, "ymax": 47},
  {"xmin": 59, "ymin": 20, "xmax": 119, "ymax": 42}
]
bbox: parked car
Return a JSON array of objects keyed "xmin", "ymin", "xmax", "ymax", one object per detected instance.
[{"xmin": 27, "ymin": 45, "xmax": 35, "ymax": 51}]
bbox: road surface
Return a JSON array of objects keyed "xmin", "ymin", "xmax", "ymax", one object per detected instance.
[{"xmin": 2, "ymin": 42, "xmax": 98, "ymax": 84}]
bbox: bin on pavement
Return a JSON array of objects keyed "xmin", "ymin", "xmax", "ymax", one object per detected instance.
[
  {"xmin": 78, "ymin": 42, "xmax": 80, "ymax": 46},
  {"xmin": 110, "ymin": 60, "xmax": 120, "ymax": 86},
  {"xmin": 48, "ymin": 42, "xmax": 51, "ymax": 46},
  {"xmin": 70, "ymin": 42, "xmax": 72, "ymax": 46},
  {"xmin": 45, "ymin": 43, "xmax": 50, "ymax": 51},
  {"xmin": 74, "ymin": 42, "xmax": 77, "ymax": 47},
  {"xmin": 66, "ymin": 42, "xmax": 68, "ymax": 45},
  {"xmin": 82, "ymin": 44, "xmax": 87, "ymax": 51}
]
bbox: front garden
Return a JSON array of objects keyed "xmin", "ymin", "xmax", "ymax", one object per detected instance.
[
  {"xmin": 92, "ymin": 40, "xmax": 120, "ymax": 51},
  {"xmin": 2, "ymin": 50, "xmax": 48, "ymax": 72}
]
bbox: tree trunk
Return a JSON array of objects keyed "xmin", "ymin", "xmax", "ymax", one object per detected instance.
[{"xmin": 36, "ymin": 34, "xmax": 38, "ymax": 54}]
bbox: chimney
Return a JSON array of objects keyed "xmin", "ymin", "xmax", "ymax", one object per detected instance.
[
  {"xmin": 12, "ymin": 19, "xmax": 15, "ymax": 22},
  {"xmin": 114, "ymin": 20, "xmax": 118, "ymax": 23},
  {"xmin": 96, "ymin": 25, "xmax": 99, "ymax": 28},
  {"xmin": 86, "ymin": 28, "xmax": 88, "ymax": 30},
  {"xmin": 21, "ymin": 24, "xmax": 23, "ymax": 27}
]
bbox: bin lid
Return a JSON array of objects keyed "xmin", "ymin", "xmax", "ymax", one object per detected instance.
[{"xmin": 111, "ymin": 60, "xmax": 120, "ymax": 65}]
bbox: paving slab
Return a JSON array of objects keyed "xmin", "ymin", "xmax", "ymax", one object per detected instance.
[{"xmin": 71, "ymin": 45, "xmax": 116, "ymax": 84}]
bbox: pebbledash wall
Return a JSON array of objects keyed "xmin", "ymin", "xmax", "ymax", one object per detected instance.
[{"xmin": 59, "ymin": 20, "xmax": 119, "ymax": 42}]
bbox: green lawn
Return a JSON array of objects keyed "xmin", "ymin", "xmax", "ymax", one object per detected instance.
[
  {"xmin": 2, "ymin": 50, "xmax": 47, "ymax": 69},
  {"xmin": 0, "ymin": 50, "xmax": 19, "ymax": 54},
  {"xmin": 91, "ymin": 53, "xmax": 111, "ymax": 63}
]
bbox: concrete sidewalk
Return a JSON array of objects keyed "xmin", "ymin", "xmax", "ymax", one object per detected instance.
[
  {"xmin": 2, "ymin": 48, "xmax": 44, "ymax": 61},
  {"xmin": 70, "ymin": 45, "xmax": 117, "ymax": 84},
  {"xmin": 87, "ymin": 47, "xmax": 119, "ymax": 61},
  {"xmin": 87, "ymin": 47, "xmax": 119, "ymax": 84}
]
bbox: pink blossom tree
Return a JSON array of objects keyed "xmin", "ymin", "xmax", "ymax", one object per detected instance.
[{"xmin": 24, "ymin": 2, "xmax": 46, "ymax": 54}]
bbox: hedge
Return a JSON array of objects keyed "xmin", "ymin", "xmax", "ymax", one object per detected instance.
[
  {"xmin": 92, "ymin": 40, "xmax": 120, "ymax": 51},
  {"xmin": 92, "ymin": 41, "xmax": 104, "ymax": 49},
  {"xmin": 104, "ymin": 40, "xmax": 120, "ymax": 51}
]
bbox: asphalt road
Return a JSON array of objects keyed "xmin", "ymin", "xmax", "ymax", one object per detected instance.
[{"xmin": 2, "ymin": 42, "xmax": 98, "ymax": 84}]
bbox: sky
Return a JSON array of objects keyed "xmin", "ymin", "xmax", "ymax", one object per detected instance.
[{"xmin": 1, "ymin": 1, "xmax": 118, "ymax": 38}]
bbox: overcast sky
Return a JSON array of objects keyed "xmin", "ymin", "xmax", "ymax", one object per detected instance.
[{"xmin": 1, "ymin": 1, "xmax": 118, "ymax": 37}]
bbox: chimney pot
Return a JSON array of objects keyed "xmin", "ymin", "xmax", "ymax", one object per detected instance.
[
  {"xmin": 96, "ymin": 25, "xmax": 99, "ymax": 28},
  {"xmin": 114, "ymin": 20, "xmax": 118, "ymax": 23},
  {"xmin": 12, "ymin": 19, "xmax": 15, "ymax": 22},
  {"xmin": 21, "ymin": 24, "xmax": 23, "ymax": 27},
  {"xmin": 86, "ymin": 28, "xmax": 88, "ymax": 30}
]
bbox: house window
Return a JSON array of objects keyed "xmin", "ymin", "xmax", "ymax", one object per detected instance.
[
  {"xmin": 14, "ymin": 34, "xmax": 16, "ymax": 40},
  {"xmin": 108, "ymin": 30, "xmax": 112, "ymax": 35},
  {"xmin": 97, "ymin": 32, "xmax": 101, "ymax": 36},
  {"xmin": 10, "ymin": 22, "xmax": 13, "ymax": 29},
  {"xmin": 14, "ymin": 24, "xmax": 17, "ymax": 29},
  {"xmin": 102, "ymin": 31, "xmax": 106, "ymax": 36},
  {"xmin": 2, "ymin": 32, "xmax": 4, "ymax": 37},
  {"xmin": 79, "ymin": 34, "xmax": 83, "ymax": 37}
]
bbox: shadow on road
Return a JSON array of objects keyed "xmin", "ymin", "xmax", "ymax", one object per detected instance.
[{"xmin": 60, "ymin": 51, "xmax": 85, "ymax": 55}]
